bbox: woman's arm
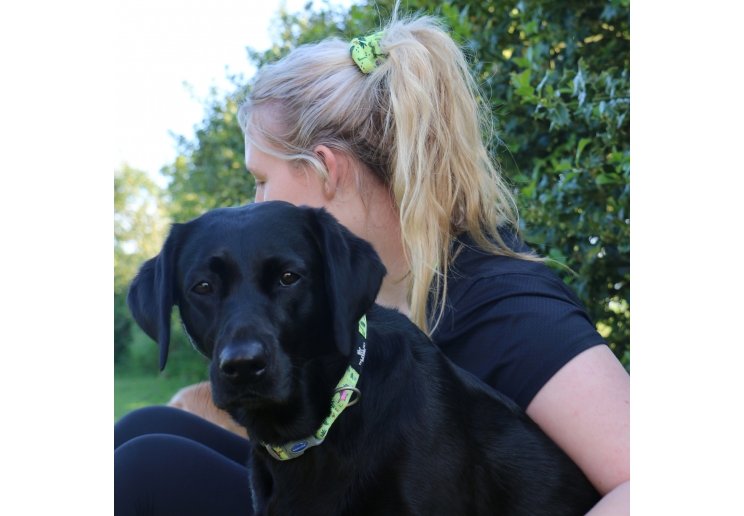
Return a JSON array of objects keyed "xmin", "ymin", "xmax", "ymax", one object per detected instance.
[{"xmin": 525, "ymin": 344, "xmax": 630, "ymax": 515}]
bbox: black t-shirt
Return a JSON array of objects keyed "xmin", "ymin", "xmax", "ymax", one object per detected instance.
[{"xmin": 429, "ymin": 231, "xmax": 607, "ymax": 410}]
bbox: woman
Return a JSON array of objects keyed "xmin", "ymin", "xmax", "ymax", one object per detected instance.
[{"xmin": 115, "ymin": 13, "xmax": 629, "ymax": 515}]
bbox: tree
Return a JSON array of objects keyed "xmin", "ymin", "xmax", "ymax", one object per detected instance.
[
  {"xmin": 114, "ymin": 164, "xmax": 168, "ymax": 363},
  {"xmin": 162, "ymin": 0, "xmax": 630, "ymax": 369}
]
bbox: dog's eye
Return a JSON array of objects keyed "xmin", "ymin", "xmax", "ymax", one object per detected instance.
[
  {"xmin": 192, "ymin": 282, "xmax": 214, "ymax": 295},
  {"xmin": 279, "ymin": 272, "xmax": 300, "ymax": 286}
]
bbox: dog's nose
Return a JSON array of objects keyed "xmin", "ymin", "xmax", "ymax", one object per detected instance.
[{"xmin": 219, "ymin": 341, "xmax": 268, "ymax": 382}]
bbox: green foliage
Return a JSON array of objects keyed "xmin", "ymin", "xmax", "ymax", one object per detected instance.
[
  {"xmin": 114, "ymin": 164, "xmax": 167, "ymax": 362},
  {"xmin": 114, "ymin": 295, "xmax": 133, "ymax": 364},
  {"xmin": 114, "ymin": 164, "xmax": 167, "ymax": 287},
  {"xmin": 156, "ymin": 0, "xmax": 630, "ymax": 370}
]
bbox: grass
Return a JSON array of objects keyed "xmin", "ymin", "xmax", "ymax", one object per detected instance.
[{"xmin": 114, "ymin": 372, "xmax": 206, "ymax": 422}]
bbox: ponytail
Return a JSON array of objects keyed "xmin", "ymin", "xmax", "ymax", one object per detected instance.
[{"xmin": 240, "ymin": 8, "xmax": 539, "ymax": 335}]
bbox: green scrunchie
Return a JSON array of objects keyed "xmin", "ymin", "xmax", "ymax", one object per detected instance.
[{"xmin": 349, "ymin": 31, "xmax": 387, "ymax": 73}]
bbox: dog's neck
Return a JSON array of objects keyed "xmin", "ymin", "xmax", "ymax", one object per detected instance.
[{"xmin": 260, "ymin": 315, "xmax": 368, "ymax": 461}]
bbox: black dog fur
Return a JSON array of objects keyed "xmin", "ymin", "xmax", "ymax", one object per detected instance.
[{"xmin": 128, "ymin": 201, "xmax": 601, "ymax": 515}]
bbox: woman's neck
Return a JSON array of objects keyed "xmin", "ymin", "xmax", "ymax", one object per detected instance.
[
  {"xmin": 327, "ymin": 174, "xmax": 410, "ymax": 316},
  {"xmin": 369, "ymin": 228, "xmax": 410, "ymax": 317},
  {"xmin": 360, "ymin": 189, "xmax": 410, "ymax": 317}
]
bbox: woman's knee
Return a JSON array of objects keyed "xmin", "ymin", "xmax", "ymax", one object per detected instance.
[
  {"xmin": 115, "ymin": 434, "xmax": 176, "ymax": 515},
  {"xmin": 115, "ymin": 434, "xmax": 253, "ymax": 516},
  {"xmin": 114, "ymin": 406, "xmax": 186, "ymax": 449}
]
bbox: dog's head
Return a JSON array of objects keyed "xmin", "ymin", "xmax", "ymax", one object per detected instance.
[{"xmin": 127, "ymin": 201, "xmax": 386, "ymax": 414}]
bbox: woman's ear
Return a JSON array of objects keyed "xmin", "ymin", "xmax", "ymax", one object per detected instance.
[{"xmin": 314, "ymin": 145, "xmax": 341, "ymax": 200}]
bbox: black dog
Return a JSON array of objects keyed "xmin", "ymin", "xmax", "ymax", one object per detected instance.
[{"xmin": 128, "ymin": 201, "xmax": 600, "ymax": 515}]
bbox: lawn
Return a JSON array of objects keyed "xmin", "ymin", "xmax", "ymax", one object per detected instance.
[{"xmin": 114, "ymin": 373, "xmax": 204, "ymax": 422}]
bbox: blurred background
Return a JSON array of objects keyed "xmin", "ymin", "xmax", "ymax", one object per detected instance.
[{"xmin": 114, "ymin": 0, "xmax": 630, "ymax": 422}]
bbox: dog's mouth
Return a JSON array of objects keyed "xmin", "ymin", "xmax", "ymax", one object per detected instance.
[
  {"xmin": 215, "ymin": 390, "xmax": 270, "ymax": 410},
  {"xmin": 211, "ymin": 376, "xmax": 293, "ymax": 413}
]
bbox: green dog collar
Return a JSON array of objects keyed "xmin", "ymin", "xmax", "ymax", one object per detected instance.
[{"xmin": 262, "ymin": 315, "xmax": 367, "ymax": 460}]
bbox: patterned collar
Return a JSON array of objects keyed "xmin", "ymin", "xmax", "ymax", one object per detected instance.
[{"xmin": 262, "ymin": 315, "xmax": 368, "ymax": 460}]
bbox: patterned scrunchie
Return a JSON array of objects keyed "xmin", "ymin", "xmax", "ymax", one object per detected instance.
[{"xmin": 349, "ymin": 31, "xmax": 387, "ymax": 73}]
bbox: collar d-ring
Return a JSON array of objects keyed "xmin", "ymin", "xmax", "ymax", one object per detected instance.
[{"xmin": 334, "ymin": 386, "xmax": 361, "ymax": 407}]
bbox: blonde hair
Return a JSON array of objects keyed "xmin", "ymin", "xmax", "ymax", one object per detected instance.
[{"xmin": 239, "ymin": 10, "xmax": 540, "ymax": 335}]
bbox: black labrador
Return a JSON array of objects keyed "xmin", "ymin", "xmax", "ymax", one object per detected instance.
[{"xmin": 128, "ymin": 201, "xmax": 601, "ymax": 515}]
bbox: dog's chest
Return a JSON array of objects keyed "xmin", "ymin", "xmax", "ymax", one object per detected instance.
[{"xmin": 255, "ymin": 453, "xmax": 370, "ymax": 516}]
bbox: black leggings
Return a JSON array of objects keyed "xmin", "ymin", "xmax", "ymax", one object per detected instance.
[{"xmin": 114, "ymin": 406, "xmax": 254, "ymax": 515}]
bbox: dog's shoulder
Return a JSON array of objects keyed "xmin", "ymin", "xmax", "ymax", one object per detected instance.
[{"xmin": 364, "ymin": 304, "xmax": 445, "ymax": 377}]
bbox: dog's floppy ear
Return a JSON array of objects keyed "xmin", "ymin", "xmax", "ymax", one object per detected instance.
[
  {"xmin": 127, "ymin": 223, "xmax": 184, "ymax": 371},
  {"xmin": 306, "ymin": 207, "xmax": 387, "ymax": 356}
]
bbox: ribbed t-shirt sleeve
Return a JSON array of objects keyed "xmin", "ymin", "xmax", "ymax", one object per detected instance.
[{"xmin": 432, "ymin": 272, "xmax": 607, "ymax": 410}]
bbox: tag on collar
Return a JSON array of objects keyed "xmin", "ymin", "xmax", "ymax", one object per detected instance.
[{"xmin": 351, "ymin": 314, "xmax": 367, "ymax": 372}]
